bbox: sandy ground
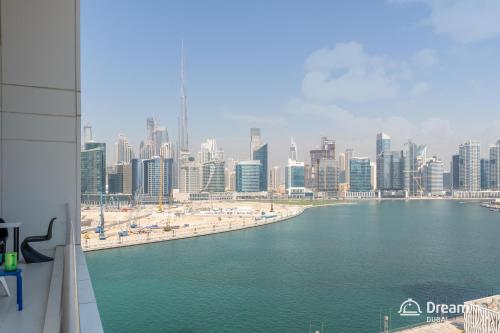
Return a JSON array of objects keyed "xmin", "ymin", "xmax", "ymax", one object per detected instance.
[{"xmin": 81, "ymin": 201, "xmax": 303, "ymax": 251}]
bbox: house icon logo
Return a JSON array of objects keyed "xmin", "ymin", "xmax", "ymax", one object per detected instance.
[{"xmin": 398, "ymin": 298, "xmax": 422, "ymax": 317}]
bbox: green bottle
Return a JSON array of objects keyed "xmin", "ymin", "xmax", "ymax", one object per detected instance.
[{"xmin": 4, "ymin": 252, "xmax": 17, "ymax": 271}]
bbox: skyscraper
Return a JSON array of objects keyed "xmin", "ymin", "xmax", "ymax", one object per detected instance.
[
  {"xmin": 253, "ymin": 143, "xmax": 268, "ymax": 191},
  {"xmin": 344, "ymin": 149, "xmax": 353, "ymax": 187},
  {"xmin": 144, "ymin": 157, "xmax": 173, "ymax": 201},
  {"xmin": 349, "ymin": 157, "xmax": 371, "ymax": 192},
  {"xmin": 153, "ymin": 126, "xmax": 169, "ymax": 156},
  {"xmin": 376, "ymin": 133, "xmax": 391, "ymax": 190},
  {"xmin": 406, "ymin": 140, "xmax": 427, "ymax": 195},
  {"xmin": 338, "ymin": 152, "xmax": 346, "ymax": 183},
  {"xmin": 250, "ymin": 128, "xmax": 261, "ymax": 159},
  {"xmin": 199, "ymin": 139, "xmax": 223, "ymax": 164},
  {"xmin": 131, "ymin": 158, "xmax": 143, "ymax": 199},
  {"xmin": 309, "ymin": 136, "xmax": 337, "ymax": 196},
  {"xmin": 458, "ymin": 141, "xmax": 480, "ymax": 191},
  {"xmin": 146, "ymin": 117, "xmax": 156, "ymax": 142},
  {"xmin": 480, "ymin": 158, "xmax": 490, "ymax": 190},
  {"xmin": 269, "ymin": 166, "xmax": 281, "ymax": 192},
  {"xmin": 179, "ymin": 158, "xmax": 201, "ymax": 193},
  {"xmin": 115, "ymin": 134, "xmax": 134, "ymax": 164},
  {"xmin": 139, "ymin": 140, "xmax": 155, "ymax": 160},
  {"xmin": 451, "ymin": 154, "xmax": 460, "ymax": 190},
  {"xmin": 490, "ymin": 141, "xmax": 500, "ymax": 190},
  {"xmin": 423, "ymin": 157, "xmax": 444, "ymax": 195}
]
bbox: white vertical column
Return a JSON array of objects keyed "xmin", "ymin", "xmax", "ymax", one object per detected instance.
[{"xmin": 0, "ymin": 0, "xmax": 81, "ymax": 248}]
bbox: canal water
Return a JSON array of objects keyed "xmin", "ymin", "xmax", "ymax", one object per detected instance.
[{"xmin": 86, "ymin": 200, "xmax": 500, "ymax": 332}]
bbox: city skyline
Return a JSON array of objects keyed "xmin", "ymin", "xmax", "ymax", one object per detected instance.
[{"xmin": 82, "ymin": 0, "xmax": 500, "ymax": 168}]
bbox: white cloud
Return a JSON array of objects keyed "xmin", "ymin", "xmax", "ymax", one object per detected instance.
[
  {"xmin": 413, "ymin": 48, "xmax": 439, "ymax": 66},
  {"xmin": 285, "ymin": 42, "xmax": 462, "ymax": 161},
  {"xmin": 392, "ymin": 0, "xmax": 500, "ymax": 43},
  {"xmin": 285, "ymin": 98, "xmax": 458, "ymax": 161},
  {"xmin": 411, "ymin": 81, "xmax": 430, "ymax": 96},
  {"xmin": 301, "ymin": 42, "xmax": 409, "ymax": 103}
]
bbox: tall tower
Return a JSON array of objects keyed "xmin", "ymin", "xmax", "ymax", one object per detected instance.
[
  {"xmin": 179, "ymin": 40, "xmax": 189, "ymax": 153},
  {"xmin": 250, "ymin": 128, "xmax": 261, "ymax": 159},
  {"xmin": 83, "ymin": 122, "xmax": 93, "ymax": 143}
]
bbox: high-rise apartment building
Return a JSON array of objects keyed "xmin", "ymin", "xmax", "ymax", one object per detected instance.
[
  {"xmin": 458, "ymin": 141, "xmax": 481, "ymax": 191},
  {"xmin": 490, "ymin": 141, "xmax": 500, "ymax": 190},
  {"xmin": 115, "ymin": 134, "xmax": 134, "ymax": 164},
  {"xmin": 140, "ymin": 140, "xmax": 155, "ymax": 160},
  {"xmin": 144, "ymin": 157, "xmax": 173, "ymax": 200}
]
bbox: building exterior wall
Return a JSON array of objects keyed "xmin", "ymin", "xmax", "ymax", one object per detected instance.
[{"xmin": 0, "ymin": 0, "xmax": 81, "ymax": 247}]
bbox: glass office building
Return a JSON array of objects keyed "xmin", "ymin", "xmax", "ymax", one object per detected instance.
[
  {"xmin": 81, "ymin": 142, "xmax": 106, "ymax": 195},
  {"xmin": 252, "ymin": 144, "xmax": 268, "ymax": 191},
  {"xmin": 236, "ymin": 160, "xmax": 262, "ymax": 192},
  {"xmin": 349, "ymin": 158, "xmax": 371, "ymax": 192},
  {"xmin": 202, "ymin": 160, "xmax": 225, "ymax": 192}
]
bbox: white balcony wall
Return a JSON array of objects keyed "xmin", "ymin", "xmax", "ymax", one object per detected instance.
[{"xmin": 0, "ymin": 0, "xmax": 81, "ymax": 252}]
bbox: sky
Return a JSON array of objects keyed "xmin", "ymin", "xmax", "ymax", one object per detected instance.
[{"xmin": 81, "ymin": 0, "xmax": 500, "ymax": 169}]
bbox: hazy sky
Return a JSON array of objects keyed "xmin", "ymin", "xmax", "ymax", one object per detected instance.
[{"xmin": 81, "ymin": 0, "xmax": 500, "ymax": 169}]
